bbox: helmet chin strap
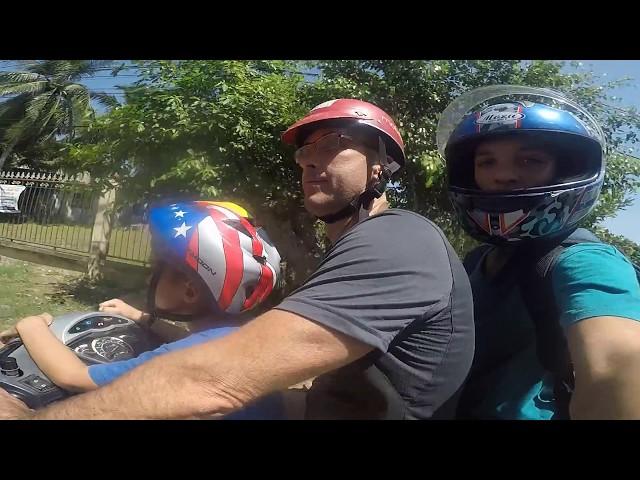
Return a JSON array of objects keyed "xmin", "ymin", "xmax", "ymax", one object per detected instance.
[{"xmin": 318, "ymin": 137, "xmax": 393, "ymax": 224}]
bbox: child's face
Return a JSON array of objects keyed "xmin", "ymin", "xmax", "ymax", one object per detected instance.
[
  {"xmin": 154, "ymin": 267, "xmax": 203, "ymax": 315},
  {"xmin": 473, "ymin": 137, "xmax": 557, "ymax": 192}
]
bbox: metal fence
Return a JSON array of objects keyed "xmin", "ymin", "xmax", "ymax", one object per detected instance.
[
  {"xmin": 0, "ymin": 170, "xmax": 152, "ymax": 267},
  {"xmin": 0, "ymin": 170, "xmax": 98, "ymax": 255},
  {"xmin": 108, "ymin": 220, "xmax": 152, "ymax": 265}
]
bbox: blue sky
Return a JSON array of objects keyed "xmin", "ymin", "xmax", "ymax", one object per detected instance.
[
  {"xmin": 80, "ymin": 62, "xmax": 138, "ymax": 112},
  {"xmin": 563, "ymin": 61, "xmax": 640, "ymax": 243},
  {"xmin": 2, "ymin": 60, "xmax": 639, "ymax": 242},
  {"xmin": 85, "ymin": 60, "xmax": 640, "ymax": 242}
]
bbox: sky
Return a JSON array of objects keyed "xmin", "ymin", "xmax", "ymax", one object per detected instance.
[
  {"xmin": 1, "ymin": 60, "xmax": 639, "ymax": 242},
  {"xmin": 562, "ymin": 61, "xmax": 640, "ymax": 243}
]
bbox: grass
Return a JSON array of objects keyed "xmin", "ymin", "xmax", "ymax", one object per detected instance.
[
  {"xmin": 0, "ymin": 256, "xmax": 145, "ymax": 331},
  {"xmin": 0, "ymin": 257, "xmax": 93, "ymax": 331},
  {"xmin": 0, "ymin": 222, "xmax": 151, "ymax": 263}
]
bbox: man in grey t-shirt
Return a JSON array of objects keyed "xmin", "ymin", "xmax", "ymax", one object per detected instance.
[
  {"xmin": 0, "ymin": 99, "xmax": 474, "ymax": 420},
  {"xmin": 277, "ymin": 99, "xmax": 475, "ymax": 419}
]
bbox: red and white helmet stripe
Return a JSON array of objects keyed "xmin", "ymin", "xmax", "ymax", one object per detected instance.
[{"xmin": 189, "ymin": 203, "xmax": 281, "ymax": 314}]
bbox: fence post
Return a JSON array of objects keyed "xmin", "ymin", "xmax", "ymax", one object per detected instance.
[{"xmin": 88, "ymin": 188, "xmax": 116, "ymax": 281}]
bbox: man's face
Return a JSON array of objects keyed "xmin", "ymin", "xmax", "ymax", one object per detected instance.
[
  {"xmin": 295, "ymin": 127, "xmax": 379, "ymax": 217},
  {"xmin": 473, "ymin": 137, "xmax": 558, "ymax": 192}
]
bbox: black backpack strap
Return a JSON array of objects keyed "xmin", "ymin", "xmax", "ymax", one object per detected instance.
[
  {"xmin": 519, "ymin": 258, "xmax": 574, "ymax": 417},
  {"xmin": 633, "ymin": 263, "xmax": 640, "ymax": 283},
  {"xmin": 561, "ymin": 228, "xmax": 602, "ymax": 246},
  {"xmin": 531, "ymin": 228, "xmax": 602, "ymax": 277},
  {"xmin": 463, "ymin": 244, "xmax": 493, "ymax": 275},
  {"xmin": 466, "ymin": 230, "xmax": 622, "ymax": 418},
  {"xmin": 517, "ymin": 228, "xmax": 603, "ymax": 418}
]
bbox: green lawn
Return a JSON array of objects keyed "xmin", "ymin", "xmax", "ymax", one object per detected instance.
[
  {"xmin": 0, "ymin": 256, "xmax": 146, "ymax": 331},
  {"xmin": 0, "ymin": 222, "xmax": 151, "ymax": 263},
  {"xmin": 0, "ymin": 258, "xmax": 94, "ymax": 330}
]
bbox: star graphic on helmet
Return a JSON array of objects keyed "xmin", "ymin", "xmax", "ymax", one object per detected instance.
[
  {"xmin": 174, "ymin": 222, "xmax": 192, "ymax": 238},
  {"xmin": 174, "ymin": 210, "xmax": 187, "ymax": 218}
]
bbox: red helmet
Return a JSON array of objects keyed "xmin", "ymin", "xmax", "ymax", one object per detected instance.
[{"xmin": 282, "ymin": 99, "xmax": 406, "ymax": 170}]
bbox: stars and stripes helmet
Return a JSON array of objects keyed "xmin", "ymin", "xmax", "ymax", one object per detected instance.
[{"xmin": 148, "ymin": 200, "xmax": 281, "ymax": 315}]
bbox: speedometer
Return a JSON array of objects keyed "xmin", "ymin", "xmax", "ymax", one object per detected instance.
[{"xmin": 91, "ymin": 337, "xmax": 135, "ymax": 362}]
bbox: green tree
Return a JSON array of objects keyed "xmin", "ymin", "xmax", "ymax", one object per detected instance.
[
  {"xmin": 60, "ymin": 60, "xmax": 640, "ymax": 292},
  {"xmin": 0, "ymin": 60, "xmax": 119, "ymax": 170},
  {"xmin": 306, "ymin": 60, "xmax": 640, "ymax": 257},
  {"xmin": 62, "ymin": 60, "xmax": 321, "ymax": 295}
]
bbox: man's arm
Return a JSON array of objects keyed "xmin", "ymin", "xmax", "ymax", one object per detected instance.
[
  {"xmin": 29, "ymin": 309, "xmax": 373, "ymax": 419},
  {"xmin": 549, "ymin": 244, "xmax": 640, "ymax": 419},
  {"xmin": 16, "ymin": 315, "xmax": 97, "ymax": 392},
  {"xmin": 568, "ymin": 316, "xmax": 640, "ymax": 419}
]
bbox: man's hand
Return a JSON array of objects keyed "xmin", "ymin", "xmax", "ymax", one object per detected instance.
[
  {"xmin": 99, "ymin": 299, "xmax": 145, "ymax": 323},
  {"xmin": 0, "ymin": 389, "xmax": 34, "ymax": 420}
]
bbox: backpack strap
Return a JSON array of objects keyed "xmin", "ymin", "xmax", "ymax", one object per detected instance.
[
  {"xmin": 517, "ymin": 228, "xmax": 603, "ymax": 418},
  {"xmin": 465, "ymin": 229, "xmax": 621, "ymax": 419},
  {"xmin": 463, "ymin": 244, "xmax": 493, "ymax": 275}
]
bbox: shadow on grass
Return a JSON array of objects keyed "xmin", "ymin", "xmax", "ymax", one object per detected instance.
[{"xmin": 49, "ymin": 275, "xmax": 146, "ymax": 311}]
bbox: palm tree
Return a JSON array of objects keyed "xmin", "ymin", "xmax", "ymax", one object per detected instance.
[{"xmin": 0, "ymin": 60, "xmax": 120, "ymax": 170}]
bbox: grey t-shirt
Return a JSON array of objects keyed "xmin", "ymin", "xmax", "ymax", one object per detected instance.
[{"xmin": 275, "ymin": 209, "xmax": 475, "ymax": 419}]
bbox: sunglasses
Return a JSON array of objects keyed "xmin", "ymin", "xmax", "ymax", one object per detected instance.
[{"xmin": 294, "ymin": 132, "xmax": 377, "ymax": 163}]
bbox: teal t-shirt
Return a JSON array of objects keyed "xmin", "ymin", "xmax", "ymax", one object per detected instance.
[{"xmin": 458, "ymin": 243, "xmax": 640, "ymax": 420}]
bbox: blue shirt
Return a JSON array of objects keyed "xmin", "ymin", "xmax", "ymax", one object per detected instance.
[
  {"xmin": 88, "ymin": 326, "xmax": 285, "ymax": 420},
  {"xmin": 459, "ymin": 243, "xmax": 640, "ymax": 420}
]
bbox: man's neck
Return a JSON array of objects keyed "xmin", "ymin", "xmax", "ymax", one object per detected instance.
[
  {"xmin": 326, "ymin": 216, "xmax": 355, "ymax": 244},
  {"xmin": 325, "ymin": 194, "xmax": 390, "ymax": 244}
]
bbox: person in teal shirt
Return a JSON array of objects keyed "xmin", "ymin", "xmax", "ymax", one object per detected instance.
[{"xmin": 438, "ymin": 85, "xmax": 640, "ymax": 419}]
